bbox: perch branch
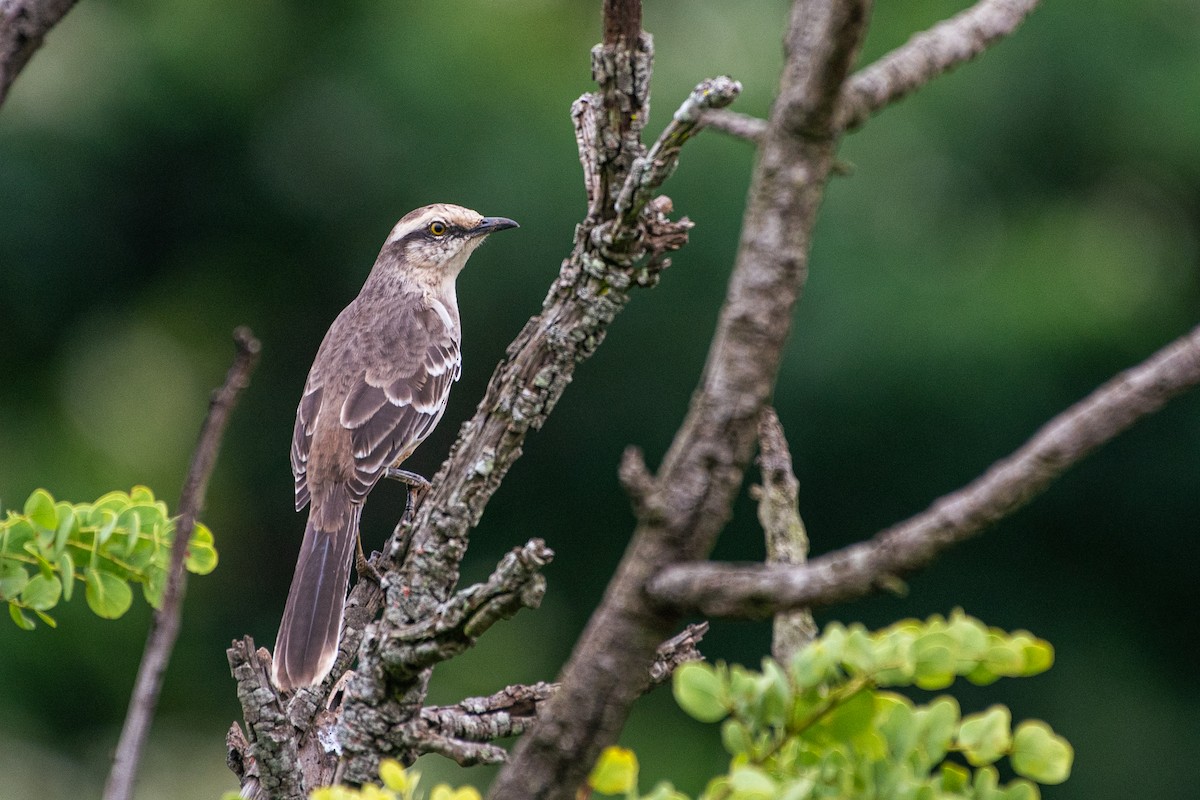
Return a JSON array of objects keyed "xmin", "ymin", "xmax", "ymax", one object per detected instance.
[
  {"xmin": 104, "ymin": 328, "xmax": 260, "ymax": 800},
  {"xmin": 488, "ymin": 2, "xmax": 872, "ymax": 798},
  {"xmin": 753, "ymin": 407, "xmax": 817, "ymax": 662},
  {"xmin": 0, "ymin": 0, "xmax": 77, "ymax": 107},
  {"xmin": 649, "ymin": 323, "xmax": 1200, "ymax": 616},
  {"xmin": 836, "ymin": 0, "xmax": 1041, "ymax": 131}
]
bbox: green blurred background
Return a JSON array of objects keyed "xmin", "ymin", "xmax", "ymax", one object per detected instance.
[{"xmin": 1, "ymin": 0, "xmax": 1198, "ymax": 797}]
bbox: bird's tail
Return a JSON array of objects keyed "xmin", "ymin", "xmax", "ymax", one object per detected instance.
[{"xmin": 271, "ymin": 503, "xmax": 359, "ymax": 692}]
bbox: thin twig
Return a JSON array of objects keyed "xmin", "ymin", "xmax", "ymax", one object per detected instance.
[
  {"xmin": 0, "ymin": 0, "xmax": 78, "ymax": 107},
  {"xmin": 699, "ymin": 108, "xmax": 767, "ymax": 144},
  {"xmin": 753, "ymin": 408, "xmax": 816, "ymax": 662},
  {"xmin": 648, "ymin": 323, "xmax": 1200, "ymax": 617},
  {"xmin": 836, "ymin": 0, "xmax": 1041, "ymax": 131},
  {"xmin": 104, "ymin": 328, "xmax": 260, "ymax": 800}
]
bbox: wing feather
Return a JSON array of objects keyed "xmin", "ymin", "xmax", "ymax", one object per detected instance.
[{"xmin": 291, "ymin": 296, "xmax": 461, "ymax": 508}]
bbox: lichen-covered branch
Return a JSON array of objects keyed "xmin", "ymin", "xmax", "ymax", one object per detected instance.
[
  {"xmin": 414, "ymin": 622, "xmax": 707, "ymax": 761},
  {"xmin": 836, "ymin": 0, "xmax": 1041, "ymax": 131},
  {"xmin": 376, "ymin": 540, "xmax": 552, "ymax": 680},
  {"xmin": 487, "ymin": 2, "xmax": 872, "ymax": 798},
  {"xmin": 753, "ymin": 407, "xmax": 816, "ymax": 662},
  {"xmin": 227, "ymin": 638, "xmax": 301, "ymax": 800},
  {"xmin": 648, "ymin": 322, "xmax": 1200, "ymax": 617},
  {"xmin": 0, "ymin": 0, "xmax": 77, "ymax": 107}
]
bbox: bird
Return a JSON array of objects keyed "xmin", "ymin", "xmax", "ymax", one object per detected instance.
[{"xmin": 272, "ymin": 203, "xmax": 518, "ymax": 692}]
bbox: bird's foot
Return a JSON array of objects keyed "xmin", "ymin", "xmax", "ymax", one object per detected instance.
[
  {"xmin": 355, "ymin": 536, "xmax": 383, "ymax": 585},
  {"xmin": 385, "ymin": 468, "xmax": 432, "ymax": 521}
]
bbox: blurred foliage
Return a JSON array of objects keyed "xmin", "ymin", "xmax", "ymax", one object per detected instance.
[
  {"xmin": 0, "ymin": 0, "xmax": 1198, "ymax": 798},
  {"xmin": 0, "ymin": 486, "xmax": 216, "ymax": 628},
  {"xmin": 666, "ymin": 612, "xmax": 1071, "ymax": 800},
  {"xmin": 582, "ymin": 614, "xmax": 1070, "ymax": 800}
]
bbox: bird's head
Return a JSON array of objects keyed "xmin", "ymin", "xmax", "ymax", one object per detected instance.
[{"xmin": 381, "ymin": 203, "xmax": 518, "ymax": 289}]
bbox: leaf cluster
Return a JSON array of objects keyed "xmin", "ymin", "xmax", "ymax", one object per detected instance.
[
  {"xmin": 0, "ymin": 487, "xmax": 218, "ymax": 628},
  {"xmin": 657, "ymin": 611, "xmax": 1072, "ymax": 800}
]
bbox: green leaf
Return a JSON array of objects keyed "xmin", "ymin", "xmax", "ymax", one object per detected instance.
[
  {"xmin": 940, "ymin": 762, "xmax": 970, "ymax": 793},
  {"xmin": 23, "ymin": 489, "xmax": 58, "ymax": 530},
  {"xmin": 20, "ymin": 573, "xmax": 62, "ymax": 611},
  {"xmin": 143, "ymin": 566, "xmax": 166, "ymax": 608},
  {"xmin": 728, "ymin": 765, "xmax": 776, "ymax": 800},
  {"xmin": 721, "ymin": 719, "xmax": 754, "ymax": 756},
  {"xmin": 916, "ymin": 697, "xmax": 959, "ymax": 766},
  {"xmin": 588, "ymin": 746, "xmax": 638, "ymax": 795},
  {"xmin": 1011, "ymin": 721, "xmax": 1073, "ymax": 784},
  {"xmin": 876, "ymin": 692, "xmax": 917, "ymax": 760},
  {"xmin": 130, "ymin": 485, "xmax": 155, "ymax": 504},
  {"xmin": 790, "ymin": 642, "xmax": 833, "ymax": 689},
  {"xmin": 85, "ymin": 568, "xmax": 134, "ymax": 619},
  {"xmin": 958, "ymin": 705, "xmax": 1012, "ymax": 766},
  {"xmin": 53, "ymin": 504, "xmax": 76, "ymax": 555},
  {"xmin": 0, "ymin": 560, "xmax": 29, "ymax": 600},
  {"xmin": 96, "ymin": 509, "xmax": 119, "ymax": 546},
  {"xmin": 1019, "ymin": 640, "xmax": 1055, "ymax": 676},
  {"xmin": 58, "ymin": 552, "xmax": 75, "ymax": 601},
  {"xmin": 186, "ymin": 522, "xmax": 218, "ymax": 575},
  {"xmin": 33, "ymin": 609, "xmax": 57, "ymax": 628},
  {"xmin": 998, "ymin": 779, "xmax": 1041, "ymax": 800},
  {"xmin": 674, "ymin": 661, "xmax": 729, "ymax": 723},
  {"xmin": 913, "ymin": 632, "xmax": 957, "ymax": 690},
  {"xmin": 9, "ymin": 602, "xmax": 35, "ymax": 630}
]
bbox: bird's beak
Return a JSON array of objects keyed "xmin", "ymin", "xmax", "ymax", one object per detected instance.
[{"xmin": 471, "ymin": 216, "xmax": 520, "ymax": 236}]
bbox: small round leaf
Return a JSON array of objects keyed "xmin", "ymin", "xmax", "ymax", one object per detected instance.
[
  {"xmin": 958, "ymin": 705, "xmax": 1012, "ymax": 766},
  {"xmin": 588, "ymin": 746, "xmax": 638, "ymax": 795},
  {"xmin": 1012, "ymin": 721, "xmax": 1073, "ymax": 784},
  {"xmin": 673, "ymin": 661, "xmax": 729, "ymax": 722},
  {"xmin": 85, "ymin": 568, "xmax": 134, "ymax": 619}
]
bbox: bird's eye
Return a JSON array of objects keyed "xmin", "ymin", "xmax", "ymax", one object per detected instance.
[{"xmin": 429, "ymin": 221, "xmax": 447, "ymax": 237}]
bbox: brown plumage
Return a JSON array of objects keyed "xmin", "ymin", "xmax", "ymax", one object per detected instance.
[{"xmin": 272, "ymin": 204, "xmax": 518, "ymax": 692}]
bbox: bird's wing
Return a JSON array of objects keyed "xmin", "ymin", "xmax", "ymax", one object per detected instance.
[{"xmin": 338, "ymin": 302, "xmax": 461, "ymax": 503}]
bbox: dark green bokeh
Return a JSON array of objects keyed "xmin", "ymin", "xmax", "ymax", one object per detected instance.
[{"xmin": 1, "ymin": 0, "xmax": 1197, "ymax": 797}]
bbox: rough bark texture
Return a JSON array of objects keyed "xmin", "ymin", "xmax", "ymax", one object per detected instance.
[
  {"xmin": 649, "ymin": 322, "xmax": 1200, "ymax": 617},
  {"xmin": 0, "ymin": 0, "xmax": 77, "ymax": 107},
  {"xmin": 487, "ymin": 2, "xmax": 873, "ymax": 798}
]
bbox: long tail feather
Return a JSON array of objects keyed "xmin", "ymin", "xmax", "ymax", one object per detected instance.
[{"xmin": 271, "ymin": 504, "xmax": 359, "ymax": 692}]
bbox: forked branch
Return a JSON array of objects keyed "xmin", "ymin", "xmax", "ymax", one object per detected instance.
[{"xmin": 649, "ymin": 323, "xmax": 1200, "ymax": 617}]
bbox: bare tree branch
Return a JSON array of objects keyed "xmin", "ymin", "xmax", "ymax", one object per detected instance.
[
  {"xmin": 487, "ymin": 1, "xmax": 873, "ymax": 798},
  {"xmin": 753, "ymin": 407, "xmax": 817, "ymax": 662},
  {"xmin": 649, "ymin": 323, "xmax": 1200, "ymax": 617},
  {"xmin": 836, "ymin": 0, "xmax": 1041, "ymax": 131},
  {"xmin": 699, "ymin": 108, "xmax": 767, "ymax": 144},
  {"xmin": 0, "ymin": 0, "xmax": 77, "ymax": 107},
  {"xmin": 104, "ymin": 328, "xmax": 260, "ymax": 800}
]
